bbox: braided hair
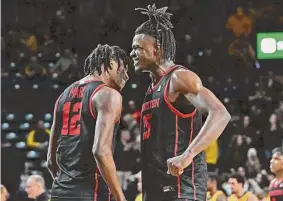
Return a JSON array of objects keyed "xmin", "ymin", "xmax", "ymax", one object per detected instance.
[
  {"xmin": 84, "ymin": 44, "xmax": 130, "ymax": 76},
  {"xmin": 135, "ymin": 4, "xmax": 176, "ymax": 62}
]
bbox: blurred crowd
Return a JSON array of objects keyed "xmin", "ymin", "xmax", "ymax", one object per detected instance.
[{"xmin": 1, "ymin": 0, "xmax": 283, "ymax": 201}]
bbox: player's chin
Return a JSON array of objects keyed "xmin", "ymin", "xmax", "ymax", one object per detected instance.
[
  {"xmin": 134, "ymin": 63, "xmax": 145, "ymax": 73},
  {"xmin": 270, "ymin": 166, "xmax": 275, "ymax": 172},
  {"xmin": 134, "ymin": 65, "xmax": 142, "ymax": 73},
  {"xmin": 119, "ymin": 81, "xmax": 126, "ymax": 90}
]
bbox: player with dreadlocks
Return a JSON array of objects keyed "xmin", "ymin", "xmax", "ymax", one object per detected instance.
[
  {"xmin": 130, "ymin": 4, "xmax": 231, "ymax": 201},
  {"xmin": 48, "ymin": 44, "xmax": 129, "ymax": 201}
]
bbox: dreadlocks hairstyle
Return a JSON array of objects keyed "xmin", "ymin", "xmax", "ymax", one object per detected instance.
[
  {"xmin": 84, "ymin": 44, "xmax": 130, "ymax": 76},
  {"xmin": 135, "ymin": 4, "xmax": 176, "ymax": 62}
]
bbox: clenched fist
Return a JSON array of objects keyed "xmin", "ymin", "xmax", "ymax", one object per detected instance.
[{"xmin": 167, "ymin": 154, "xmax": 193, "ymax": 176}]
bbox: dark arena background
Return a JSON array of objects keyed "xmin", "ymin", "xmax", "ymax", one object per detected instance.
[{"xmin": 1, "ymin": 0, "xmax": 283, "ymax": 201}]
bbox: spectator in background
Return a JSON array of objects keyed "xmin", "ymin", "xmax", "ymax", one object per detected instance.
[
  {"xmin": 207, "ymin": 173, "xmax": 227, "ymax": 201},
  {"xmin": 24, "ymin": 32, "xmax": 38, "ymax": 53},
  {"xmin": 24, "ymin": 56, "xmax": 47, "ymax": 80},
  {"xmin": 41, "ymin": 33, "xmax": 54, "ymax": 47},
  {"xmin": 237, "ymin": 167, "xmax": 246, "ymax": 179},
  {"xmin": 229, "ymin": 135, "xmax": 250, "ymax": 169},
  {"xmin": 227, "ymin": 7, "xmax": 253, "ymax": 38},
  {"xmin": 38, "ymin": 33, "xmax": 59, "ymax": 61},
  {"xmin": 263, "ymin": 114, "xmax": 282, "ymax": 160},
  {"xmin": 5, "ymin": 29, "xmax": 31, "ymax": 63},
  {"xmin": 205, "ymin": 140, "xmax": 219, "ymax": 172},
  {"xmin": 122, "ymin": 113, "xmax": 139, "ymax": 134},
  {"xmin": 256, "ymin": 192, "xmax": 269, "ymax": 201},
  {"xmin": 27, "ymin": 120, "xmax": 50, "ymax": 150},
  {"xmin": 1, "ymin": 184, "xmax": 10, "ymax": 201},
  {"xmin": 254, "ymin": 171, "xmax": 270, "ymax": 191},
  {"xmin": 237, "ymin": 167, "xmax": 250, "ymax": 192},
  {"xmin": 115, "ymin": 129, "xmax": 140, "ymax": 191},
  {"xmin": 19, "ymin": 31, "xmax": 38, "ymax": 53},
  {"xmin": 228, "ymin": 174, "xmax": 258, "ymax": 201},
  {"xmin": 238, "ymin": 115, "xmax": 257, "ymax": 146},
  {"xmin": 228, "ymin": 34, "xmax": 257, "ymax": 68},
  {"xmin": 275, "ymin": 101, "xmax": 283, "ymax": 129},
  {"xmin": 135, "ymin": 172, "xmax": 142, "ymax": 201},
  {"xmin": 25, "ymin": 175, "xmax": 49, "ymax": 201},
  {"xmin": 50, "ymin": 49, "xmax": 78, "ymax": 84},
  {"xmin": 247, "ymin": 177, "xmax": 265, "ymax": 198},
  {"xmin": 245, "ymin": 148, "xmax": 261, "ymax": 178}
]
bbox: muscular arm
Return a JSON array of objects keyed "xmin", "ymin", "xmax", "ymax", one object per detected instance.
[
  {"xmin": 171, "ymin": 69, "xmax": 231, "ymax": 160},
  {"xmin": 47, "ymin": 98, "xmax": 60, "ymax": 179},
  {"xmin": 92, "ymin": 87, "xmax": 125, "ymax": 201}
]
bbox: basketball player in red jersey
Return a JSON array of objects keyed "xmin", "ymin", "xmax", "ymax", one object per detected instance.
[
  {"xmin": 269, "ymin": 147, "xmax": 283, "ymax": 201},
  {"xmin": 130, "ymin": 4, "xmax": 231, "ymax": 201},
  {"xmin": 47, "ymin": 44, "xmax": 129, "ymax": 201}
]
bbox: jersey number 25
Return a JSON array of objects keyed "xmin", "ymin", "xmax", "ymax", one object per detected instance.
[{"xmin": 143, "ymin": 114, "xmax": 152, "ymax": 140}]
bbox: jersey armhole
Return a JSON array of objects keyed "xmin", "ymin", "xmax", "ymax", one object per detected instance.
[
  {"xmin": 163, "ymin": 78, "xmax": 197, "ymax": 118},
  {"xmin": 54, "ymin": 94, "xmax": 63, "ymax": 119},
  {"xmin": 89, "ymin": 84, "xmax": 107, "ymax": 119}
]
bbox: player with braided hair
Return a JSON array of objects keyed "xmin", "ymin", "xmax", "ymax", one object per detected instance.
[
  {"xmin": 130, "ymin": 4, "xmax": 230, "ymax": 201},
  {"xmin": 48, "ymin": 44, "xmax": 129, "ymax": 201},
  {"xmin": 84, "ymin": 44, "xmax": 129, "ymax": 77}
]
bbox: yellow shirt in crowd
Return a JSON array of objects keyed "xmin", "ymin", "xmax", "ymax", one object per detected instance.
[
  {"xmin": 207, "ymin": 190, "xmax": 225, "ymax": 201},
  {"xmin": 135, "ymin": 193, "xmax": 142, "ymax": 201},
  {"xmin": 205, "ymin": 140, "xmax": 218, "ymax": 164},
  {"xmin": 228, "ymin": 192, "xmax": 252, "ymax": 201}
]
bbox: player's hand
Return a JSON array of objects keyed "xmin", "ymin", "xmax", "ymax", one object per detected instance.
[{"xmin": 166, "ymin": 154, "xmax": 193, "ymax": 176}]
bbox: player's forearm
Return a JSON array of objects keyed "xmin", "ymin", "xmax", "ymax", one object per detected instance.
[
  {"xmin": 94, "ymin": 152, "xmax": 125, "ymax": 201},
  {"xmin": 183, "ymin": 108, "xmax": 230, "ymax": 159}
]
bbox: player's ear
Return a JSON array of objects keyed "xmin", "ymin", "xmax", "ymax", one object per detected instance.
[
  {"xmin": 109, "ymin": 59, "xmax": 115, "ymax": 69},
  {"xmin": 154, "ymin": 45, "xmax": 162, "ymax": 58}
]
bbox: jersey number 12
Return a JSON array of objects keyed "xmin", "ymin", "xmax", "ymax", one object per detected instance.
[{"xmin": 61, "ymin": 102, "xmax": 82, "ymax": 135}]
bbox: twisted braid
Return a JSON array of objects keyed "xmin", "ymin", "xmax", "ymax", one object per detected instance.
[
  {"xmin": 84, "ymin": 44, "xmax": 130, "ymax": 76},
  {"xmin": 135, "ymin": 4, "xmax": 176, "ymax": 61}
]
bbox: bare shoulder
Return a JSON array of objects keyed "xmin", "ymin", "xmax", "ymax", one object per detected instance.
[
  {"xmin": 171, "ymin": 68, "xmax": 202, "ymax": 95},
  {"xmin": 92, "ymin": 86, "xmax": 122, "ymax": 109}
]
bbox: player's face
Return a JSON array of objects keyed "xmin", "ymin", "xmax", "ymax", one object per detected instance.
[
  {"xmin": 108, "ymin": 59, "xmax": 129, "ymax": 91},
  {"xmin": 130, "ymin": 34, "xmax": 159, "ymax": 72},
  {"xmin": 228, "ymin": 178, "xmax": 241, "ymax": 194},
  {"xmin": 1, "ymin": 188, "xmax": 8, "ymax": 201},
  {"xmin": 207, "ymin": 179, "xmax": 215, "ymax": 191},
  {"xmin": 270, "ymin": 152, "xmax": 283, "ymax": 174}
]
